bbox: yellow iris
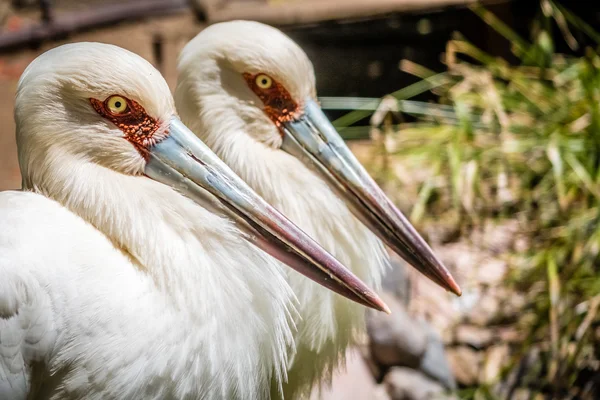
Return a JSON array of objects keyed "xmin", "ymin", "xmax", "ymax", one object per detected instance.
[
  {"xmin": 255, "ymin": 74, "xmax": 272, "ymax": 90},
  {"xmin": 106, "ymin": 96, "xmax": 129, "ymax": 114}
]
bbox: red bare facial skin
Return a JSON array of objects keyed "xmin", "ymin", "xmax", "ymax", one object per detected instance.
[
  {"xmin": 90, "ymin": 95, "xmax": 162, "ymax": 154},
  {"xmin": 243, "ymin": 73, "xmax": 300, "ymax": 132}
]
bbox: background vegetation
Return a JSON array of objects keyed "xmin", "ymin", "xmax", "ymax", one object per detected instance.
[{"xmin": 335, "ymin": 1, "xmax": 600, "ymax": 398}]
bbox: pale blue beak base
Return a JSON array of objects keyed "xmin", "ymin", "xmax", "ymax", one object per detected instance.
[
  {"xmin": 142, "ymin": 117, "xmax": 390, "ymax": 313},
  {"xmin": 282, "ymin": 99, "xmax": 461, "ymax": 296}
]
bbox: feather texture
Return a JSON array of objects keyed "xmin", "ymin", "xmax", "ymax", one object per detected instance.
[
  {"xmin": 176, "ymin": 21, "xmax": 389, "ymax": 399},
  {"xmin": 1, "ymin": 43, "xmax": 298, "ymax": 399}
]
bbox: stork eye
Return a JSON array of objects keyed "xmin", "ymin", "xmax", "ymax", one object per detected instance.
[
  {"xmin": 90, "ymin": 95, "xmax": 160, "ymax": 149},
  {"xmin": 255, "ymin": 74, "xmax": 273, "ymax": 90},
  {"xmin": 106, "ymin": 95, "xmax": 129, "ymax": 115},
  {"xmin": 243, "ymin": 72, "xmax": 299, "ymax": 132}
]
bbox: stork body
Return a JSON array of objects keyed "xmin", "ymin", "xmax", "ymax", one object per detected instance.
[
  {"xmin": 176, "ymin": 23, "xmax": 386, "ymax": 398},
  {"xmin": 0, "ymin": 43, "xmax": 384, "ymax": 400},
  {"xmin": 1, "ymin": 189, "xmax": 291, "ymax": 400},
  {"xmin": 176, "ymin": 21, "xmax": 460, "ymax": 398},
  {"xmin": 177, "ymin": 78, "xmax": 387, "ymax": 399},
  {"xmin": 0, "ymin": 43, "xmax": 294, "ymax": 400}
]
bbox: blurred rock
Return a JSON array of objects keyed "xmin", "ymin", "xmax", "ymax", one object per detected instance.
[
  {"xmin": 434, "ymin": 242, "xmax": 476, "ymax": 282},
  {"xmin": 495, "ymin": 288, "xmax": 526, "ymax": 320},
  {"xmin": 480, "ymin": 345, "xmax": 510, "ymax": 384},
  {"xmin": 382, "ymin": 255, "xmax": 411, "ymax": 306},
  {"xmin": 514, "ymin": 234, "xmax": 530, "ymax": 253},
  {"xmin": 472, "ymin": 220, "xmax": 520, "ymax": 254},
  {"xmin": 359, "ymin": 341, "xmax": 383, "ymax": 381},
  {"xmin": 468, "ymin": 292, "xmax": 500, "ymax": 326},
  {"xmin": 476, "ymin": 258, "xmax": 507, "ymax": 286},
  {"xmin": 512, "ymin": 388, "xmax": 535, "ymax": 400},
  {"xmin": 495, "ymin": 347, "xmax": 541, "ymax": 399},
  {"xmin": 407, "ymin": 270, "xmax": 462, "ymax": 337},
  {"xmin": 384, "ymin": 367, "xmax": 447, "ymax": 400},
  {"xmin": 440, "ymin": 326, "xmax": 454, "ymax": 346},
  {"xmin": 455, "ymin": 325, "xmax": 493, "ymax": 349},
  {"xmin": 367, "ymin": 293, "xmax": 427, "ymax": 368},
  {"xmin": 311, "ymin": 348, "xmax": 380, "ymax": 400},
  {"xmin": 451, "ymin": 286, "xmax": 481, "ymax": 320},
  {"xmin": 493, "ymin": 326, "xmax": 522, "ymax": 344},
  {"xmin": 446, "ymin": 346, "xmax": 482, "ymax": 386},
  {"xmin": 422, "ymin": 220, "xmax": 461, "ymax": 244},
  {"xmin": 374, "ymin": 385, "xmax": 392, "ymax": 400},
  {"xmin": 418, "ymin": 320, "xmax": 456, "ymax": 390}
]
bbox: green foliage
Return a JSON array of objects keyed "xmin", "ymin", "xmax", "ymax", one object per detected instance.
[{"xmin": 336, "ymin": 1, "xmax": 600, "ymax": 398}]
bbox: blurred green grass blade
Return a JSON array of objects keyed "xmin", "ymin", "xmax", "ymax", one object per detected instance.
[
  {"xmin": 318, "ymin": 97, "xmax": 380, "ymax": 110},
  {"xmin": 547, "ymin": 137, "xmax": 567, "ymax": 209},
  {"xmin": 447, "ymin": 141, "xmax": 462, "ymax": 210},
  {"xmin": 320, "ymin": 97, "xmax": 470, "ymax": 124},
  {"xmin": 332, "ymin": 73, "xmax": 449, "ymax": 129},
  {"xmin": 334, "ymin": 125, "xmax": 372, "ymax": 141},
  {"xmin": 448, "ymin": 37, "xmax": 501, "ymax": 67},
  {"xmin": 543, "ymin": 0, "xmax": 578, "ymax": 50},
  {"xmin": 550, "ymin": 0, "xmax": 600, "ymax": 44},
  {"xmin": 565, "ymin": 154, "xmax": 600, "ymax": 199},
  {"xmin": 546, "ymin": 254, "xmax": 560, "ymax": 380},
  {"xmin": 470, "ymin": 4, "xmax": 530, "ymax": 58},
  {"xmin": 410, "ymin": 161, "xmax": 440, "ymax": 223}
]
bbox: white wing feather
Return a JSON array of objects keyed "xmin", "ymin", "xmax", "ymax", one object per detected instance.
[{"xmin": 0, "ymin": 192, "xmax": 57, "ymax": 400}]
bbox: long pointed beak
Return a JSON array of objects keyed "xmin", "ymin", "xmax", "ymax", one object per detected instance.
[
  {"xmin": 281, "ymin": 99, "xmax": 461, "ymax": 296},
  {"xmin": 144, "ymin": 117, "xmax": 390, "ymax": 313}
]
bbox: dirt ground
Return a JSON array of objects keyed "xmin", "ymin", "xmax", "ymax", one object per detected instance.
[{"xmin": 0, "ymin": 11, "xmax": 201, "ymax": 190}]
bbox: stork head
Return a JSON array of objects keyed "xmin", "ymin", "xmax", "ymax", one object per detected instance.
[
  {"xmin": 15, "ymin": 42, "xmax": 389, "ymax": 313},
  {"xmin": 177, "ymin": 21, "xmax": 461, "ymax": 296}
]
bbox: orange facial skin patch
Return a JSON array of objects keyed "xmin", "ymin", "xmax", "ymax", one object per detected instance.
[
  {"xmin": 90, "ymin": 96, "xmax": 160, "ymax": 149},
  {"xmin": 243, "ymin": 73, "xmax": 300, "ymax": 130}
]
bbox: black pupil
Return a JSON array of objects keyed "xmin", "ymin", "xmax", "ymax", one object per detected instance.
[
  {"xmin": 261, "ymin": 79, "xmax": 268, "ymax": 85},
  {"xmin": 114, "ymin": 101, "xmax": 122, "ymax": 108}
]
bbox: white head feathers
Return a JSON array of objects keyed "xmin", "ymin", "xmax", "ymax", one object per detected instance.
[{"xmin": 16, "ymin": 43, "xmax": 174, "ymax": 180}]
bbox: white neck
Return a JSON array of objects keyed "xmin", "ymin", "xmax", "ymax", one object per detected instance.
[
  {"xmin": 177, "ymin": 83, "xmax": 388, "ymax": 398},
  {"xmin": 23, "ymin": 154, "xmax": 296, "ymax": 398}
]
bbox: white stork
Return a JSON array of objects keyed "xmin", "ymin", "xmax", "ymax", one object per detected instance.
[
  {"xmin": 176, "ymin": 20, "xmax": 461, "ymax": 398},
  {"xmin": 0, "ymin": 42, "xmax": 387, "ymax": 400}
]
